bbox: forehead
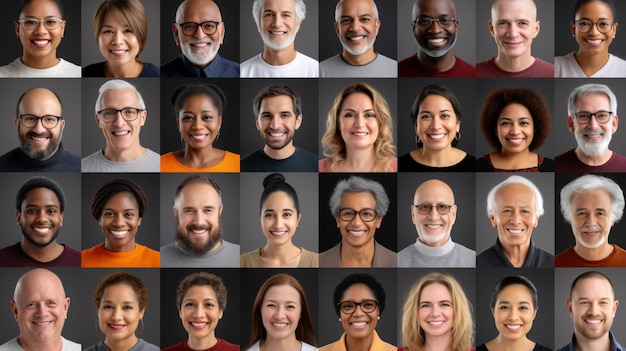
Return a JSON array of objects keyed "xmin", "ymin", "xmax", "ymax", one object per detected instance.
[
  {"xmin": 492, "ymin": 0, "xmax": 537, "ymax": 20},
  {"xmin": 340, "ymin": 0, "xmax": 376, "ymax": 15},
  {"xmin": 576, "ymin": 1, "xmax": 614, "ymax": 19},
  {"xmin": 21, "ymin": 0, "xmax": 62, "ymax": 17},
  {"xmin": 342, "ymin": 92, "xmax": 374, "ymax": 109},
  {"xmin": 102, "ymin": 283, "xmax": 139, "ymax": 300},
  {"xmin": 265, "ymin": 284, "xmax": 300, "ymax": 300},
  {"xmin": 420, "ymin": 282, "xmax": 451, "ymax": 300},
  {"xmin": 23, "ymin": 187, "xmax": 60, "ymax": 204},
  {"xmin": 575, "ymin": 93, "xmax": 611, "ymax": 109},
  {"xmin": 182, "ymin": 94, "xmax": 217, "ymax": 109},
  {"xmin": 340, "ymin": 191, "xmax": 376, "ymax": 206},
  {"xmin": 263, "ymin": 0, "xmax": 296, "ymax": 12},
  {"xmin": 420, "ymin": 94, "xmax": 454, "ymax": 111},
  {"xmin": 180, "ymin": 0, "xmax": 221, "ymax": 21},
  {"xmin": 495, "ymin": 183, "xmax": 535, "ymax": 205},
  {"xmin": 185, "ymin": 284, "xmax": 217, "ymax": 298},
  {"xmin": 416, "ymin": 0, "xmax": 455, "ymax": 17},
  {"xmin": 264, "ymin": 191, "xmax": 295, "ymax": 207},
  {"xmin": 416, "ymin": 181, "xmax": 454, "ymax": 203},
  {"xmin": 260, "ymin": 95, "xmax": 295, "ymax": 111},
  {"xmin": 179, "ymin": 182, "xmax": 220, "ymax": 204},
  {"xmin": 17, "ymin": 272, "xmax": 64, "ymax": 301},
  {"xmin": 571, "ymin": 187, "xmax": 612, "ymax": 206},
  {"xmin": 19, "ymin": 89, "xmax": 62, "ymax": 114},
  {"xmin": 572, "ymin": 277, "xmax": 614, "ymax": 298},
  {"xmin": 497, "ymin": 283, "xmax": 533, "ymax": 300},
  {"xmin": 104, "ymin": 191, "xmax": 139, "ymax": 207},
  {"xmin": 102, "ymin": 88, "xmax": 140, "ymax": 107}
]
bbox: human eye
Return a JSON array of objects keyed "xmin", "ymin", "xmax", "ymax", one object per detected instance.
[
  {"xmin": 418, "ymin": 204, "xmax": 432, "ymax": 213},
  {"xmin": 46, "ymin": 208, "xmax": 58, "ymax": 215},
  {"xmin": 23, "ymin": 115, "xmax": 37, "ymax": 124},
  {"xmin": 122, "ymin": 108, "xmax": 136, "ymax": 117},
  {"xmin": 184, "ymin": 302, "xmax": 195, "ymax": 308},
  {"xmin": 124, "ymin": 28, "xmax": 134, "ymax": 34},
  {"xmin": 499, "ymin": 305, "xmax": 509, "ymax": 310},
  {"xmin": 124, "ymin": 211, "xmax": 136, "ymax": 218},
  {"xmin": 283, "ymin": 212, "xmax": 292, "ymax": 218},
  {"xmin": 204, "ymin": 208, "xmax": 214, "ymax": 214},
  {"xmin": 498, "ymin": 119, "xmax": 512, "ymax": 126},
  {"xmin": 263, "ymin": 12, "xmax": 274, "ymax": 18},
  {"xmin": 341, "ymin": 302, "xmax": 355, "ymax": 312},
  {"xmin": 265, "ymin": 303, "xmax": 276, "ymax": 308},
  {"xmin": 596, "ymin": 211, "xmax": 607, "ymax": 217},
  {"xmin": 101, "ymin": 304, "xmax": 113, "ymax": 310},
  {"xmin": 363, "ymin": 301, "xmax": 376, "ymax": 309},
  {"xmin": 183, "ymin": 208, "xmax": 195, "ymax": 214},
  {"xmin": 361, "ymin": 210, "xmax": 376, "ymax": 220},
  {"xmin": 341, "ymin": 209, "xmax": 355, "ymax": 217},
  {"xmin": 343, "ymin": 112, "xmax": 356, "ymax": 118},
  {"xmin": 280, "ymin": 112, "xmax": 291, "ymax": 118},
  {"xmin": 497, "ymin": 20, "xmax": 509, "ymax": 27},
  {"xmin": 440, "ymin": 113, "xmax": 452, "ymax": 120},
  {"xmin": 365, "ymin": 112, "xmax": 376, "ymax": 119},
  {"xmin": 417, "ymin": 17, "xmax": 432, "ymax": 26},
  {"xmin": 579, "ymin": 20, "xmax": 592, "ymax": 27},
  {"xmin": 419, "ymin": 114, "xmax": 432, "ymax": 120},
  {"xmin": 599, "ymin": 21, "xmax": 612, "ymax": 29},
  {"xmin": 182, "ymin": 23, "xmax": 196, "ymax": 32},
  {"xmin": 264, "ymin": 212, "xmax": 275, "ymax": 219},
  {"xmin": 360, "ymin": 17, "xmax": 371, "ymax": 23},
  {"xmin": 46, "ymin": 301, "xmax": 57, "ymax": 307},
  {"xmin": 25, "ymin": 208, "xmax": 37, "ymax": 215},
  {"xmin": 25, "ymin": 19, "xmax": 39, "ymax": 26},
  {"xmin": 518, "ymin": 20, "xmax": 529, "ymax": 27},
  {"xmin": 440, "ymin": 17, "xmax": 453, "ymax": 26},
  {"xmin": 201, "ymin": 114, "xmax": 214, "ymax": 122},
  {"xmin": 103, "ymin": 211, "xmax": 114, "ymax": 217},
  {"xmin": 575, "ymin": 210, "xmax": 588, "ymax": 218},
  {"xmin": 44, "ymin": 19, "xmax": 58, "ymax": 26},
  {"xmin": 286, "ymin": 304, "xmax": 297, "ymax": 309},
  {"xmin": 282, "ymin": 13, "xmax": 291, "ymax": 18},
  {"xmin": 181, "ymin": 115, "xmax": 194, "ymax": 122},
  {"xmin": 419, "ymin": 302, "xmax": 431, "ymax": 309},
  {"xmin": 103, "ymin": 109, "xmax": 116, "ymax": 118},
  {"xmin": 202, "ymin": 22, "xmax": 216, "ymax": 31},
  {"xmin": 43, "ymin": 116, "xmax": 57, "ymax": 124},
  {"xmin": 205, "ymin": 302, "xmax": 216, "ymax": 308},
  {"xmin": 441, "ymin": 302, "xmax": 451, "ymax": 308},
  {"xmin": 123, "ymin": 305, "xmax": 134, "ymax": 311}
]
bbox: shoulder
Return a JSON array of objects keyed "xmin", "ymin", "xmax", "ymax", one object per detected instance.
[
  {"xmin": 82, "ymin": 62, "xmax": 106, "ymax": 77},
  {"xmin": 140, "ymin": 62, "xmax": 160, "ymax": 77},
  {"xmin": 318, "ymin": 158, "xmax": 332, "ymax": 172}
]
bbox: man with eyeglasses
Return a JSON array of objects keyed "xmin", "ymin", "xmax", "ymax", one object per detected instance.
[
  {"xmin": 82, "ymin": 79, "xmax": 159, "ymax": 172},
  {"xmin": 320, "ymin": 176, "xmax": 396, "ymax": 268},
  {"xmin": 161, "ymin": 0, "xmax": 239, "ymax": 77},
  {"xmin": 398, "ymin": 179, "xmax": 475, "ymax": 268},
  {"xmin": 0, "ymin": 87, "xmax": 80, "ymax": 172},
  {"xmin": 556, "ymin": 83, "xmax": 626, "ymax": 172},
  {"xmin": 398, "ymin": 0, "xmax": 475, "ymax": 77}
]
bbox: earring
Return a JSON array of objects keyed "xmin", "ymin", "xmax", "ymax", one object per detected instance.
[
  {"xmin": 139, "ymin": 319, "xmax": 144, "ymax": 336},
  {"xmin": 377, "ymin": 316, "xmax": 381, "ymax": 320},
  {"xmin": 215, "ymin": 130, "xmax": 221, "ymax": 141},
  {"xmin": 455, "ymin": 131, "xmax": 461, "ymax": 141},
  {"xmin": 415, "ymin": 135, "xmax": 421, "ymax": 144},
  {"xmin": 338, "ymin": 318, "xmax": 342, "ymax": 322},
  {"xmin": 95, "ymin": 318, "xmax": 99, "ymax": 333}
]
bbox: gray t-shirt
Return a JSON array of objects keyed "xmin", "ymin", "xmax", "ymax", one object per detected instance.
[
  {"xmin": 81, "ymin": 148, "xmax": 160, "ymax": 172},
  {"xmin": 84, "ymin": 339, "xmax": 158, "ymax": 351},
  {"xmin": 320, "ymin": 53, "xmax": 397, "ymax": 77},
  {"xmin": 0, "ymin": 337, "xmax": 81, "ymax": 351},
  {"xmin": 160, "ymin": 240, "xmax": 240, "ymax": 267}
]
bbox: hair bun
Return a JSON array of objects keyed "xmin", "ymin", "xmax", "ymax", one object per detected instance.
[{"xmin": 263, "ymin": 173, "xmax": 285, "ymax": 188}]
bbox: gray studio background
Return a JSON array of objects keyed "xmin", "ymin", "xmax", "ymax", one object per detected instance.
[
  {"xmin": 81, "ymin": 173, "xmax": 161, "ymax": 251},
  {"xmin": 318, "ymin": 0, "xmax": 397, "ymax": 62},
  {"xmin": 76, "ymin": 268, "xmax": 160, "ymax": 348},
  {"xmin": 474, "ymin": 173, "xmax": 555, "ymax": 256},
  {"xmin": 475, "ymin": 268, "xmax": 554, "ymax": 348},
  {"xmin": 554, "ymin": 268, "xmax": 626, "ymax": 348},
  {"xmin": 239, "ymin": 172, "xmax": 319, "ymax": 254},
  {"xmin": 0, "ymin": 78, "xmax": 82, "ymax": 158},
  {"xmin": 473, "ymin": 78, "xmax": 556, "ymax": 158},
  {"xmin": 159, "ymin": 173, "xmax": 240, "ymax": 248},
  {"xmin": 0, "ymin": 172, "xmax": 81, "ymax": 252},
  {"xmin": 81, "ymin": 78, "xmax": 161, "ymax": 157},
  {"xmin": 396, "ymin": 172, "xmax": 476, "ymax": 253},
  {"xmin": 81, "ymin": 0, "xmax": 161, "ymax": 68},
  {"xmin": 475, "ymin": 0, "xmax": 554, "ymax": 64},
  {"xmin": 397, "ymin": 78, "xmax": 476, "ymax": 159},
  {"xmin": 239, "ymin": 78, "xmax": 319, "ymax": 158},
  {"xmin": 318, "ymin": 78, "xmax": 397, "ymax": 157},
  {"xmin": 239, "ymin": 0, "xmax": 319, "ymax": 62},
  {"xmin": 397, "ymin": 0, "xmax": 476, "ymax": 64},
  {"xmin": 396, "ymin": 268, "xmax": 476, "ymax": 347},
  {"xmin": 0, "ymin": 0, "xmax": 81, "ymax": 66},
  {"xmin": 160, "ymin": 0, "xmax": 240, "ymax": 64}
]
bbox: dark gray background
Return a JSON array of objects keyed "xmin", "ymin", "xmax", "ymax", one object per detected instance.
[{"xmin": 239, "ymin": 172, "xmax": 319, "ymax": 253}]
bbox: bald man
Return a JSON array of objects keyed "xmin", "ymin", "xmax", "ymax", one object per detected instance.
[
  {"xmin": 161, "ymin": 0, "xmax": 239, "ymax": 77},
  {"xmin": 0, "ymin": 269, "xmax": 80, "ymax": 351},
  {"xmin": 0, "ymin": 87, "xmax": 80, "ymax": 172},
  {"xmin": 398, "ymin": 179, "xmax": 475, "ymax": 267}
]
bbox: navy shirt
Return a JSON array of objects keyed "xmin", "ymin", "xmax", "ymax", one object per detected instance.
[
  {"xmin": 557, "ymin": 332, "xmax": 624, "ymax": 351},
  {"xmin": 160, "ymin": 54, "xmax": 239, "ymax": 77},
  {"xmin": 0, "ymin": 143, "xmax": 80, "ymax": 172},
  {"xmin": 82, "ymin": 61, "xmax": 160, "ymax": 77}
]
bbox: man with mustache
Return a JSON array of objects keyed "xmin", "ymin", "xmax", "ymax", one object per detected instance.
[
  {"xmin": 160, "ymin": 174, "xmax": 239, "ymax": 267},
  {"xmin": 161, "ymin": 0, "xmax": 239, "ymax": 77},
  {"xmin": 0, "ymin": 87, "xmax": 80, "ymax": 172},
  {"xmin": 556, "ymin": 83, "xmax": 626, "ymax": 172},
  {"xmin": 320, "ymin": 0, "xmax": 396, "ymax": 77},
  {"xmin": 556, "ymin": 174, "xmax": 626, "ymax": 267},
  {"xmin": 398, "ymin": 0, "xmax": 475, "ymax": 77}
]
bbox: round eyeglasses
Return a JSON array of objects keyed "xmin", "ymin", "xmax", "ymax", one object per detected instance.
[
  {"xmin": 17, "ymin": 114, "xmax": 62, "ymax": 129},
  {"xmin": 337, "ymin": 208, "xmax": 378, "ymax": 222},
  {"xmin": 574, "ymin": 111, "xmax": 613, "ymax": 125},
  {"xmin": 413, "ymin": 204, "xmax": 454, "ymax": 215},
  {"xmin": 97, "ymin": 108, "xmax": 144, "ymax": 123},
  {"xmin": 17, "ymin": 18, "xmax": 64, "ymax": 31},
  {"xmin": 337, "ymin": 300, "xmax": 379, "ymax": 314},
  {"xmin": 177, "ymin": 21, "xmax": 221, "ymax": 36},
  {"xmin": 413, "ymin": 16, "xmax": 456, "ymax": 28},
  {"xmin": 575, "ymin": 20, "xmax": 614, "ymax": 34}
]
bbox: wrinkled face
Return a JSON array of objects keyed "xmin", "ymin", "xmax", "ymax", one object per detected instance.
[
  {"xmin": 569, "ymin": 93, "xmax": 617, "ymax": 158},
  {"xmin": 569, "ymin": 188, "xmax": 614, "ymax": 249},
  {"xmin": 567, "ymin": 277, "xmax": 618, "ymax": 342},
  {"xmin": 489, "ymin": 183, "xmax": 538, "ymax": 250},
  {"xmin": 255, "ymin": 95, "xmax": 302, "ymax": 150},
  {"xmin": 496, "ymin": 103, "xmax": 535, "ymax": 154},
  {"xmin": 415, "ymin": 94, "xmax": 460, "ymax": 152},
  {"xmin": 174, "ymin": 182, "xmax": 223, "ymax": 255},
  {"xmin": 572, "ymin": 1, "xmax": 617, "ymax": 55},
  {"xmin": 98, "ymin": 12, "xmax": 140, "ymax": 68},
  {"xmin": 99, "ymin": 192, "xmax": 142, "ymax": 252},
  {"xmin": 18, "ymin": 188, "xmax": 64, "ymax": 248},
  {"xmin": 492, "ymin": 284, "xmax": 537, "ymax": 342},
  {"xmin": 259, "ymin": 0, "xmax": 301, "ymax": 50},
  {"xmin": 488, "ymin": 0, "xmax": 539, "ymax": 60},
  {"xmin": 338, "ymin": 92, "xmax": 380, "ymax": 151},
  {"xmin": 96, "ymin": 88, "xmax": 147, "ymax": 154},
  {"xmin": 178, "ymin": 94, "xmax": 222, "ymax": 150},
  {"xmin": 16, "ymin": 88, "xmax": 65, "ymax": 161},
  {"xmin": 418, "ymin": 283, "xmax": 454, "ymax": 338},
  {"xmin": 336, "ymin": 192, "xmax": 382, "ymax": 250},
  {"xmin": 174, "ymin": 0, "xmax": 224, "ymax": 68},
  {"xmin": 261, "ymin": 191, "xmax": 301, "ymax": 246},
  {"xmin": 97, "ymin": 284, "xmax": 145, "ymax": 344},
  {"xmin": 412, "ymin": 180, "xmax": 456, "ymax": 247},
  {"xmin": 261, "ymin": 285, "xmax": 301, "ymax": 342},
  {"xmin": 179, "ymin": 285, "xmax": 223, "ymax": 341},
  {"xmin": 413, "ymin": 0, "xmax": 458, "ymax": 58},
  {"xmin": 334, "ymin": 0, "xmax": 380, "ymax": 56},
  {"xmin": 339, "ymin": 283, "xmax": 379, "ymax": 341},
  {"xmin": 14, "ymin": 0, "xmax": 66, "ymax": 64}
]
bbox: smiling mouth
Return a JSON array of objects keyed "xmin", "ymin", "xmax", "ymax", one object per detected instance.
[
  {"xmin": 585, "ymin": 39, "xmax": 604, "ymax": 46},
  {"xmin": 352, "ymin": 132, "xmax": 368, "ymax": 136},
  {"xmin": 428, "ymin": 133, "xmax": 446, "ymax": 141},
  {"xmin": 33, "ymin": 227, "xmax": 52, "ymax": 235},
  {"xmin": 424, "ymin": 224, "xmax": 443, "ymax": 230},
  {"xmin": 110, "ymin": 49, "xmax": 128, "ymax": 56},
  {"xmin": 32, "ymin": 39, "xmax": 50, "ymax": 48},
  {"xmin": 428, "ymin": 321, "xmax": 444, "ymax": 326},
  {"xmin": 112, "ymin": 131, "xmax": 130, "ymax": 136},
  {"xmin": 505, "ymin": 324, "xmax": 522, "ymax": 331},
  {"xmin": 507, "ymin": 228, "xmax": 524, "ymax": 235},
  {"xmin": 108, "ymin": 324, "xmax": 125, "ymax": 331},
  {"xmin": 190, "ymin": 321, "xmax": 208, "ymax": 329},
  {"xmin": 427, "ymin": 38, "xmax": 447, "ymax": 47},
  {"xmin": 270, "ymin": 230, "xmax": 287, "ymax": 237},
  {"xmin": 584, "ymin": 318, "xmax": 602, "ymax": 325},
  {"xmin": 190, "ymin": 134, "xmax": 209, "ymax": 140},
  {"xmin": 347, "ymin": 229, "xmax": 366, "ymax": 236},
  {"xmin": 33, "ymin": 321, "xmax": 53, "ymax": 326},
  {"xmin": 350, "ymin": 321, "xmax": 368, "ymax": 329},
  {"xmin": 110, "ymin": 230, "xmax": 129, "ymax": 238},
  {"xmin": 507, "ymin": 137, "xmax": 525, "ymax": 145}
]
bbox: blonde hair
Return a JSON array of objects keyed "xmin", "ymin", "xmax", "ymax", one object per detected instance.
[
  {"xmin": 321, "ymin": 82, "xmax": 395, "ymax": 172},
  {"xmin": 401, "ymin": 273, "xmax": 473, "ymax": 351}
]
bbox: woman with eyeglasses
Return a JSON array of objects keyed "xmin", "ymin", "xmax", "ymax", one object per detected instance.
[
  {"xmin": 320, "ymin": 273, "xmax": 395, "ymax": 351},
  {"xmin": 555, "ymin": 0, "xmax": 626, "ymax": 77},
  {"xmin": 161, "ymin": 84, "xmax": 240, "ymax": 172}
]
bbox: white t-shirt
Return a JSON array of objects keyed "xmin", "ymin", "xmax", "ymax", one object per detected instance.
[
  {"xmin": 0, "ymin": 337, "xmax": 81, "ymax": 351},
  {"xmin": 245, "ymin": 340, "xmax": 318, "ymax": 351},
  {"xmin": 0, "ymin": 57, "xmax": 80, "ymax": 77},
  {"xmin": 555, "ymin": 52, "xmax": 626, "ymax": 77},
  {"xmin": 241, "ymin": 52, "xmax": 319, "ymax": 77}
]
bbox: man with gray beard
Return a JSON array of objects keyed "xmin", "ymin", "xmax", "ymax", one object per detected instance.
[
  {"xmin": 0, "ymin": 87, "xmax": 80, "ymax": 172},
  {"xmin": 556, "ymin": 84, "xmax": 626, "ymax": 172}
]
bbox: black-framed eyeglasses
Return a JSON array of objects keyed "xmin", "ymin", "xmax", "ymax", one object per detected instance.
[
  {"xmin": 338, "ymin": 208, "xmax": 378, "ymax": 222},
  {"xmin": 17, "ymin": 114, "xmax": 62, "ymax": 129},
  {"xmin": 97, "ymin": 108, "xmax": 144, "ymax": 123},
  {"xmin": 177, "ymin": 21, "xmax": 221, "ymax": 36},
  {"xmin": 574, "ymin": 111, "xmax": 613, "ymax": 125},
  {"xmin": 575, "ymin": 19, "xmax": 614, "ymax": 33},
  {"xmin": 413, "ymin": 204, "xmax": 454, "ymax": 215},
  {"xmin": 413, "ymin": 16, "xmax": 456, "ymax": 28},
  {"xmin": 17, "ymin": 18, "xmax": 64, "ymax": 31},
  {"xmin": 337, "ymin": 300, "xmax": 379, "ymax": 314}
]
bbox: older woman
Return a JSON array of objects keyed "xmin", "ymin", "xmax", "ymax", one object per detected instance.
[
  {"xmin": 555, "ymin": 0, "xmax": 626, "ymax": 77},
  {"xmin": 399, "ymin": 84, "xmax": 475, "ymax": 172},
  {"xmin": 162, "ymin": 272, "xmax": 239, "ymax": 351},
  {"xmin": 83, "ymin": 0, "xmax": 159, "ymax": 77},
  {"xmin": 81, "ymin": 178, "xmax": 160, "ymax": 267},
  {"xmin": 85, "ymin": 272, "xmax": 159, "ymax": 351},
  {"xmin": 477, "ymin": 276, "xmax": 551, "ymax": 351},
  {"xmin": 477, "ymin": 87, "xmax": 553, "ymax": 172},
  {"xmin": 320, "ymin": 273, "xmax": 395, "ymax": 351},
  {"xmin": 246, "ymin": 274, "xmax": 317, "ymax": 351},
  {"xmin": 161, "ymin": 84, "xmax": 240, "ymax": 172},
  {"xmin": 320, "ymin": 82, "xmax": 397, "ymax": 172}
]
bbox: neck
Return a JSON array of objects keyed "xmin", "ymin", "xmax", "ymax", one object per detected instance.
[
  {"xmin": 104, "ymin": 335, "xmax": 139, "ymax": 351},
  {"xmin": 262, "ymin": 241, "xmax": 300, "ymax": 262},
  {"xmin": 340, "ymin": 148, "xmax": 378, "ymax": 172},
  {"xmin": 104, "ymin": 240, "xmax": 136, "ymax": 252},
  {"xmin": 494, "ymin": 53, "xmax": 535, "ymax": 72},
  {"xmin": 491, "ymin": 150, "xmax": 537, "ymax": 169},
  {"xmin": 574, "ymin": 147, "xmax": 613, "ymax": 166},
  {"xmin": 489, "ymin": 334, "xmax": 533, "ymax": 351},
  {"xmin": 262, "ymin": 46, "xmax": 297, "ymax": 66},
  {"xmin": 573, "ymin": 243, "xmax": 614, "ymax": 261},
  {"xmin": 20, "ymin": 240, "xmax": 63, "ymax": 263},
  {"xmin": 179, "ymin": 145, "xmax": 222, "ymax": 168},
  {"xmin": 412, "ymin": 146, "xmax": 461, "ymax": 167},
  {"xmin": 424, "ymin": 332, "xmax": 452, "ymax": 351},
  {"xmin": 416, "ymin": 51, "xmax": 456, "ymax": 72},
  {"xmin": 500, "ymin": 240, "xmax": 530, "ymax": 268},
  {"xmin": 17, "ymin": 335, "xmax": 63, "ymax": 351},
  {"xmin": 104, "ymin": 60, "xmax": 143, "ymax": 78},
  {"xmin": 188, "ymin": 333, "xmax": 218, "ymax": 350},
  {"xmin": 260, "ymin": 336, "xmax": 301, "ymax": 351},
  {"xmin": 573, "ymin": 331, "xmax": 611, "ymax": 351},
  {"xmin": 345, "ymin": 333, "xmax": 374, "ymax": 351},
  {"xmin": 340, "ymin": 240, "xmax": 375, "ymax": 267},
  {"xmin": 21, "ymin": 53, "xmax": 60, "ymax": 69},
  {"xmin": 263, "ymin": 143, "xmax": 296, "ymax": 160},
  {"xmin": 341, "ymin": 50, "xmax": 376, "ymax": 66},
  {"xmin": 574, "ymin": 50, "xmax": 610, "ymax": 76},
  {"xmin": 102, "ymin": 145, "xmax": 146, "ymax": 162}
]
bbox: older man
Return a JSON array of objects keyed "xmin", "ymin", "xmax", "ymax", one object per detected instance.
[
  {"xmin": 398, "ymin": 179, "xmax": 475, "ymax": 267},
  {"xmin": 320, "ymin": 0, "xmax": 396, "ymax": 77},
  {"xmin": 161, "ymin": 0, "xmax": 239, "ymax": 77},
  {"xmin": 556, "ymin": 174, "xmax": 626, "ymax": 267},
  {"xmin": 477, "ymin": 175, "xmax": 553, "ymax": 267},
  {"xmin": 556, "ymin": 83, "xmax": 626, "ymax": 172}
]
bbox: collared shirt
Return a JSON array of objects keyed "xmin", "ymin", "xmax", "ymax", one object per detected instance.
[
  {"xmin": 557, "ymin": 331, "xmax": 624, "ymax": 351},
  {"xmin": 160, "ymin": 53, "xmax": 239, "ymax": 77}
]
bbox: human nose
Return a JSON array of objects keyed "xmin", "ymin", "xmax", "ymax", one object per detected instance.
[
  {"xmin": 587, "ymin": 114, "xmax": 601, "ymax": 129},
  {"xmin": 33, "ymin": 20, "xmax": 48, "ymax": 34},
  {"xmin": 270, "ymin": 115, "xmax": 281, "ymax": 129},
  {"xmin": 510, "ymin": 210, "xmax": 522, "ymax": 224},
  {"xmin": 426, "ymin": 205, "xmax": 440, "ymax": 219},
  {"xmin": 426, "ymin": 19, "xmax": 443, "ymax": 33},
  {"xmin": 31, "ymin": 117, "xmax": 47, "ymax": 132},
  {"xmin": 193, "ymin": 23, "xmax": 207, "ymax": 38},
  {"xmin": 112, "ymin": 111, "xmax": 126, "ymax": 126},
  {"xmin": 192, "ymin": 116, "xmax": 203, "ymax": 129},
  {"xmin": 429, "ymin": 116, "xmax": 441, "ymax": 129}
]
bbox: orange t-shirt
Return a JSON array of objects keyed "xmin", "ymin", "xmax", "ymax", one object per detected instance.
[
  {"xmin": 160, "ymin": 151, "xmax": 240, "ymax": 172},
  {"xmin": 81, "ymin": 243, "xmax": 160, "ymax": 268}
]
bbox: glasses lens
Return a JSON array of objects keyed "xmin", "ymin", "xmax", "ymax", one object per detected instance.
[
  {"xmin": 41, "ymin": 116, "xmax": 59, "ymax": 128},
  {"xmin": 596, "ymin": 112, "xmax": 611, "ymax": 122},
  {"xmin": 339, "ymin": 209, "xmax": 355, "ymax": 221},
  {"xmin": 121, "ymin": 108, "xmax": 138, "ymax": 120},
  {"xmin": 360, "ymin": 209, "xmax": 376, "ymax": 222},
  {"xmin": 417, "ymin": 17, "xmax": 432, "ymax": 27},
  {"xmin": 360, "ymin": 300, "xmax": 378, "ymax": 312},
  {"xmin": 201, "ymin": 21, "xmax": 217, "ymax": 35},
  {"xmin": 340, "ymin": 302, "xmax": 355, "ymax": 313},
  {"xmin": 181, "ymin": 23, "xmax": 197, "ymax": 35}
]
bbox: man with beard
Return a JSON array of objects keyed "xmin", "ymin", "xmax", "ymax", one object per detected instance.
[
  {"xmin": 0, "ymin": 176, "xmax": 80, "ymax": 267},
  {"xmin": 0, "ymin": 87, "xmax": 80, "ymax": 172},
  {"xmin": 558, "ymin": 271, "xmax": 622, "ymax": 351},
  {"xmin": 398, "ymin": 0, "xmax": 475, "ymax": 77},
  {"xmin": 556, "ymin": 84, "xmax": 626, "ymax": 172},
  {"xmin": 320, "ymin": 0, "xmax": 396, "ymax": 77},
  {"xmin": 161, "ymin": 0, "xmax": 239, "ymax": 77},
  {"xmin": 241, "ymin": 85, "xmax": 317, "ymax": 171},
  {"xmin": 556, "ymin": 174, "xmax": 626, "ymax": 267},
  {"xmin": 241, "ymin": 0, "xmax": 318, "ymax": 77},
  {"xmin": 160, "ymin": 174, "xmax": 239, "ymax": 267},
  {"xmin": 397, "ymin": 179, "xmax": 475, "ymax": 267}
]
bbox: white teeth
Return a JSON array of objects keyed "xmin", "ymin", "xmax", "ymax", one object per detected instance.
[
  {"xmin": 191, "ymin": 229, "xmax": 207, "ymax": 234},
  {"xmin": 508, "ymin": 229, "xmax": 523, "ymax": 234},
  {"xmin": 428, "ymin": 38, "xmax": 445, "ymax": 44},
  {"xmin": 270, "ymin": 31, "xmax": 286, "ymax": 35},
  {"xmin": 586, "ymin": 39, "xmax": 602, "ymax": 45},
  {"xmin": 349, "ymin": 36, "xmax": 365, "ymax": 41},
  {"xmin": 191, "ymin": 42, "xmax": 208, "ymax": 47},
  {"xmin": 508, "ymin": 138, "xmax": 523, "ymax": 143},
  {"xmin": 111, "ymin": 230, "xmax": 128, "ymax": 237},
  {"xmin": 425, "ymin": 224, "xmax": 442, "ymax": 229},
  {"xmin": 33, "ymin": 40, "xmax": 49, "ymax": 46},
  {"xmin": 352, "ymin": 132, "xmax": 367, "ymax": 136},
  {"xmin": 34, "ymin": 227, "xmax": 51, "ymax": 233},
  {"xmin": 111, "ymin": 50, "xmax": 126, "ymax": 54},
  {"xmin": 585, "ymin": 319, "xmax": 601, "ymax": 324},
  {"xmin": 429, "ymin": 134, "xmax": 445, "ymax": 140},
  {"xmin": 113, "ymin": 131, "xmax": 129, "ymax": 136},
  {"xmin": 348, "ymin": 230, "xmax": 366, "ymax": 236},
  {"xmin": 34, "ymin": 321, "xmax": 52, "ymax": 326},
  {"xmin": 428, "ymin": 321, "xmax": 444, "ymax": 326},
  {"xmin": 351, "ymin": 322, "xmax": 367, "ymax": 327},
  {"xmin": 191, "ymin": 322, "xmax": 207, "ymax": 327},
  {"xmin": 191, "ymin": 134, "xmax": 208, "ymax": 140},
  {"xmin": 271, "ymin": 231, "xmax": 287, "ymax": 236},
  {"xmin": 272, "ymin": 322, "xmax": 287, "ymax": 327},
  {"xmin": 269, "ymin": 132, "xmax": 285, "ymax": 137},
  {"xmin": 506, "ymin": 324, "xmax": 522, "ymax": 330}
]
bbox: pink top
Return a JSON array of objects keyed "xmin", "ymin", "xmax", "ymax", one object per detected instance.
[{"xmin": 318, "ymin": 157, "xmax": 398, "ymax": 172}]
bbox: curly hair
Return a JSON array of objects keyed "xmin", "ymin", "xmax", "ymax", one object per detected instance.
[
  {"xmin": 93, "ymin": 271, "xmax": 149, "ymax": 311},
  {"xmin": 479, "ymin": 86, "xmax": 551, "ymax": 152},
  {"xmin": 175, "ymin": 272, "xmax": 227, "ymax": 311},
  {"xmin": 321, "ymin": 82, "xmax": 395, "ymax": 171}
]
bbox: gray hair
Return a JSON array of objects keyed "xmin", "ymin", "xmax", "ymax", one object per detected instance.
[
  {"xmin": 329, "ymin": 176, "xmax": 389, "ymax": 217},
  {"xmin": 567, "ymin": 83, "xmax": 618, "ymax": 119},
  {"xmin": 94, "ymin": 79, "xmax": 146, "ymax": 113},
  {"xmin": 486, "ymin": 175, "xmax": 544, "ymax": 217},
  {"xmin": 252, "ymin": 0, "xmax": 306, "ymax": 31},
  {"xmin": 335, "ymin": 0, "xmax": 379, "ymax": 23},
  {"xmin": 560, "ymin": 174, "xmax": 624, "ymax": 224}
]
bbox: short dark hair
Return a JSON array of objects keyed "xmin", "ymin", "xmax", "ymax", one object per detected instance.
[
  {"xmin": 175, "ymin": 272, "xmax": 227, "ymax": 311},
  {"xmin": 252, "ymin": 85, "xmax": 302, "ymax": 118},
  {"xmin": 260, "ymin": 173, "xmax": 300, "ymax": 215},
  {"xmin": 90, "ymin": 178, "xmax": 147, "ymax": 220},
  {"xmin": 332, "ymin": 273, "xmax": 386, "ymax": 316},
  {"xmin": 171, "ymin": 84, "xmax": 227, "ymax": 118},
  {"xmin": 574, "ymin": 0, "xmax": 617, "ymax": 21},
  {"xmin": 570, "ymin": 271, "xmax": 615, "ymax": 299},
  {"xmin": 411, "ymin": 85, "xmax": 462, "ymax": 147},
  {"xmin": 16, "ymin": 176, "xmax": 66, "ymax": 212},
  {"xmin": 93, "ymin": 271, "xmax": 149, "ymax": 310},
  {"xmin": 18, "ymin": 0, "xmax": 64, "ymax": 18},
  {"xmin": 489, "ymin": 275, "xmax": 538, "ymax": 310}
]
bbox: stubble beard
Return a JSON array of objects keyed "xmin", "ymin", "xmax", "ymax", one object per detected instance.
[{"xmin": 21, "ymin": 227, "xmax": 59, "ymax": 248}]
